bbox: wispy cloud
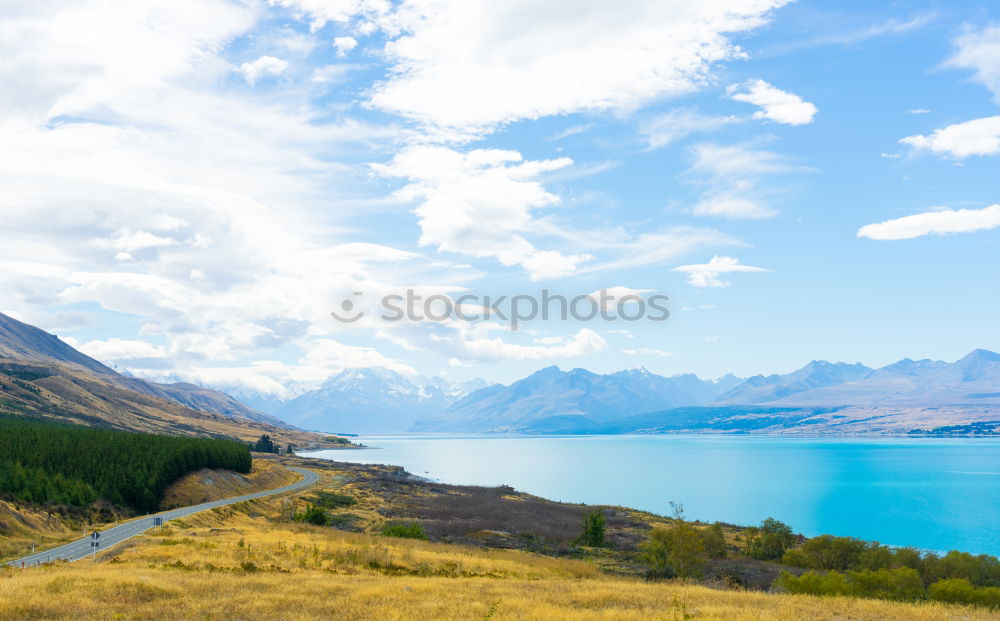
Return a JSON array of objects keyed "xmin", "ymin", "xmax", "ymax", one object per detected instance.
[
  {"xmin": 686, "ymin": 142, "xmax": 806, "ymax": 219},
  {"xmin": 858, "ymin": 205, "xmax": 1000, "ymax": 240},
  {"xmin": 639, "ymin": 108, "xmax": 740, "ymax": 149}
]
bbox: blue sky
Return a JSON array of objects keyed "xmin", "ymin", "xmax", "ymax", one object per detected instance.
[{"xmin": 2, "ymin": 0, "xmax": 1000, "ymax": 397}]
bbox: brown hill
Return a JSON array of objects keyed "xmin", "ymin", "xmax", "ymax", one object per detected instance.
[{"xmin": 0, "ymin": 313, "xmax": 327, "ymax": 447}]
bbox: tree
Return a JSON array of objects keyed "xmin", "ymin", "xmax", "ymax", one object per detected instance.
[
  {"xmin": 744, "ymin": 517, "xmax": 795, "ymax": 560},
  {"xmin": 253, "ymin": 434, "xmax": 278, "ymax": 453},
  {"xmin": 642, "ymin": 522, "xmax": 706, "ymax": 579},
  {"xmin": 701, "ymin": 523, "xmax": 727, "ymax": 559},
  {"xmin": 782, "ymin": 534, "xmax": 866, "ymax": 570},
  {"xmin": 578, "ymin": 509, "xmax": 606, "ymax": 547}
]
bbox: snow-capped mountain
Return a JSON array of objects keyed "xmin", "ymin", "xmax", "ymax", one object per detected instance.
[
  {"xmin": 273, "ymin": 368, "xmax": 492, "ymax": 433},
  {"xmin": 413, "ymin": 366, "xmax": 742, "ymax": 433}
]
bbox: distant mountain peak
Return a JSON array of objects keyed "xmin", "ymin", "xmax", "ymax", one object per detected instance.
[
  {"xmin": 278, "ymin": 366, "xmax": 489, "ymax": 433},
  {"xmin": 414, "ymin": 365, "xmax": 743, "ymax": 433},
  {"xmin": 958, "ymin": 348, "xmax": 1000, "ymax": 364}
]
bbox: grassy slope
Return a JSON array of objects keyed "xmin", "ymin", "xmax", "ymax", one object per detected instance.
[
  {"xmin": 159, "ymin": 456, "xmax": 299, "ymax": 509},
  {"xmin": 1, "ymin": 458, "xmax": 994, "ymax": 620},
  {"xmin": 0, "ymin": 456, "xmax": 288, "ymax": 562},
  {"xmin": 0, "ymin": 362, "xmax": 326, "ymax": 447}
]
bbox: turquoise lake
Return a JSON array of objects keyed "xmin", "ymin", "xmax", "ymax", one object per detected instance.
[{"xmin": 301, "ymin": 435, "xmax": 1000, "ymax": 556}]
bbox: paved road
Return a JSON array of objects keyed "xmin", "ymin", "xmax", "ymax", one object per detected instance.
[{"xmin": 6, "ymin": 466, "xmax": 319, "ymax": 568}]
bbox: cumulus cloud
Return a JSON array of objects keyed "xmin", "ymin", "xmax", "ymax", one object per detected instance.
[
  {"xmin": 857, "ymin": 204, "xmax": 1000, "ymax": 240},
  {"xmin": 639, "ymin": 108, "xmax": 741, "ymax": 149},
  {"xmin": 900, "ymin": 116, "xmax": 1000, "ymax": 158},
  {"xmin": 672, "ymin": 255, "xmax": 769, "ymax": 287},
  {"xmin": 356, "ymin": 0, "xmax": 793, "ymax": 134},
  {"xmin": 270, "ymin": 0, "xmax": 390, "ymax": 31},
  {"xmin": 0, "ymin": 0, "xmax": 785, "ymax": 389},
  {"xmin": 333, "ymin": 36, "xmax": 358, "ymax": 56},
  {"xmin": 0, "ymin": 0, "xmax": 427, "ymax": 387},
  {"xmin": 727, "ymin": 79, "xmax": 817, "ymax": 125},
  {"xmin": 372, "ymin": 146, "xmax": 591, "ymax": 280},
  {"xmin": 945, "ymin": 25, "xmax": 1000, "ymax": 102},
  {"xmin": 237, "ymin": 55, "xmax": 289, "ymax": 85}
]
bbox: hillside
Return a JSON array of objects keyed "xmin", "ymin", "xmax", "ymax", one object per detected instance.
[
  {"xmin": 0, "ymin": 312, "xmax": 284, "ymax": 425},
  {"xmin": 0, "ymin": 313, "xmax": 326, "ymax": 447}
]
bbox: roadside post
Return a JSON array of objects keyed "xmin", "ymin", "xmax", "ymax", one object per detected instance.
[{"xmin": 90, "ymin": 531, "xmax": 100, "ymax": 559}]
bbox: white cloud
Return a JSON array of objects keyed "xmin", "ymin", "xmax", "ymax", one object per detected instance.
[
  {"xmin": 545, "ymin": 124, "xmax": 594, "ymax": 142},
  {"xmin": 857, "ymin": 204, "xmax": 1000, "ymax": 241},
  {"xmin": 623, "ymin": 347, "xmax": 672, "ymax": 357},
  {"xmin": 372, "ymin": 146, "xmax": 591, "ymax": 280},
  {"xmin": 77, "ymin": 338, "xmax": 169, "ymax": 368},
  {"xmin": 270, "ymin": 0, "xmax": 390, "ymax": 31},
  {"xmin": 92, "ymin": 229, "xmax": 179, "ymax": 253},
  {"xmin": 639, "ymin": 108, "xmax": 740, "ymax": 149},
  {"xmin": 237, "ymin": 55, "xmax": 289, "ymax": 85},
  {"xmin": 559, "ymin": 225, "xmax": 739, "ymax": 275},
  {"xmin": 900, "ymin": 116, "xmax": 1000, "ymax": 158},
  {"xmin": 687, "ymin": 142, "xmax": 802, "ymax": 218},
  {"xmin": 378, "ymin": 321, "xmax": 608, "ymax": 363},
  {"xmin": 727, "ymin": 79, "xmax": 817, "ymax": 125},
  {"xmin": 672, "ymin": 255, "xmax": 768, "ymax": 287},
  {"xmin": 0, "ymin": 0, "xmax": 428, "ymax": 387},
  {"xmin": 358, "ymin": 0, "xmax": 792, "ymax": 134},
  {"xmin": 333, "ymin": 36, "xmax": 358, "ymax": 56},
  {"xmin": 944, "ymin": 25, "xmax": 1000, "ymax": 102},
  {"xmin": 907, "ymin": 109, "xmax": 931, "ymax": 115}
]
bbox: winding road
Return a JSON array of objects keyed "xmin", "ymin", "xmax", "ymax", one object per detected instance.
[{"xmin": 6, "ymin": 466, "xmax": 318, "ymax": 568}]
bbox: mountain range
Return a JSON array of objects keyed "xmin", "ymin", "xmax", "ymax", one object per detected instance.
[
  {"xmin": 8, "ymin": 310, "xmax": 999, "ymax": 436},
  {"xmin": 413, "ymin": 366, "xmax": 742, "ymax": 433},
  {"xmin": 410, "ymin": 350, "xmax": 1000, "ymax": 435}
]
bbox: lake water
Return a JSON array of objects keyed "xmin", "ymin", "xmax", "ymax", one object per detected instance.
[{"xmin": 300, "ymin": 435, "xmax": 1000, "ymax": 556}]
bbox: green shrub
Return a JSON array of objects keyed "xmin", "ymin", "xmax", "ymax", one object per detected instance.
[
  {"xmin": 306, "ymin": 491, "xmax": 357, "ymax": 509},
  {"xmin": 780, "ymin": 567, "xmax": 924, "ymax": 602},
  {"xmin": 929, "ymin": 578, "xmax": 1000, "ymax": 608},
  {"xmin": 641, "ymin": 522, "xmax": 706, "ymax": 579},
  {"xmin": 576, "ymin": 509, "xmax": 606, "ymax": 547},
  {"xmin": 293, "ymin": 504, "xmax": 330, "ymax": 526},
  {"xmin": 381, "ymin": 522, "xmax": 429, "ymax": 540}
]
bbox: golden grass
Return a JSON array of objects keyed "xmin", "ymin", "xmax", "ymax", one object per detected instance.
[
  {"xmin": 2, "ymin": 479, "xmax": 994, "ymax": 621},
  {"xmin": 159, "ymin": 457, "xmax": 299, "ymax": 509}
]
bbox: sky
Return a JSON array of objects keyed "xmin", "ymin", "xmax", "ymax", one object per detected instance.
[{"xmin": 2, "ymin": 0, "xmax": 1000, "ymax": 398}]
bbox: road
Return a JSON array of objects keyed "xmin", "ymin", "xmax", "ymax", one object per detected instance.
[{"xmin": 6, "ymin": 466, "xmax": 319, "ymax": 568}]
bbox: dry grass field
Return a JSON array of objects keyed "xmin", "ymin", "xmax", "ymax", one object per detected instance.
[{"xmin": 2, "ymin": 459, "xmax": 996, "ymax": 621}]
